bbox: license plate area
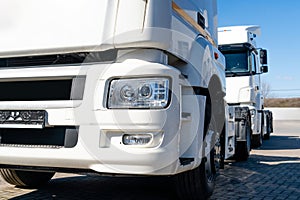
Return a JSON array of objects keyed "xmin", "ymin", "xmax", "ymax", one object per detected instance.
[{"xmin": 0, "ymin": 110, "xmax": 45, "ymax": 129}]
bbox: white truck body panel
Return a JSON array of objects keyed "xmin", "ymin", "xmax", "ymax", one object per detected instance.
[
  {"xmin": 226, "ymin": 76, "xmax": 255, "ymax": 104},
  {"xmin": 0, "ymin": 0, "xmax": 226, "ymax": 178},
  {"xmin": 0, "ymin": 0, "xmax": 219, "ymax": 60},
  {"xmin": 0, "ymin": 51, "xmax": 216, "ymax": 175},
  {"xmin": 218, "ymin": 26, "xmax": 261, "ymax": 46},
  {"xmin": 218, "ymin": 25, "xmax": 266, "ymax": 138},
  {"xmin": 0, "ymin": 0, "xmax": 117, "ymax": 58},
  {"xmin": 0, "ymin": 60, "xmax": 185, "ymax": 174}
]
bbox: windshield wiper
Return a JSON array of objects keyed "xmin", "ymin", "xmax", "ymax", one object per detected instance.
[{"xmin": 225, "ymin": 69, "xmax": 238, "ymax": 77}]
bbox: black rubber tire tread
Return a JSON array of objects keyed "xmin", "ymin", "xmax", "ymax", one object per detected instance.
[
  {"xmin": 264, "ymin": 133, "xmax": 270, "ymax": 140},
  {"xmin": 234, "ymin": 119, "xmax": 251, "ymax": 161},
  {"xmin": 235, "ymin": 141, "xmax": 249, "ymax": 161},
  {"xmin": 175, "ymin": 81, "xmax": 223, "ymax": 200},
  {"xmin": 264, "ymin": 116, "xmax": 271, "ymax": 140},
  {"xmin": 0, "ymin": 169, "xmax": 54, "ymax": 188},
  {"xmin": 175, "ymin": 159, "xmax": 214, "ymax": 200},
  {"xmin": 251, "ymin": 134, "xmax": 262, "ymax": 148}
]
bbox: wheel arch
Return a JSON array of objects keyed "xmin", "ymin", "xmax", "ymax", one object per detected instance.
[{"xmin": 205, "ymin": 75, "xmax": 226, "ymax": 134}]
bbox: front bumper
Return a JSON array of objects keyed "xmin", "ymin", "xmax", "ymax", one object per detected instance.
[{"xmin": 0, "ymin": 61, "xmax": 191, "ymax": 175}]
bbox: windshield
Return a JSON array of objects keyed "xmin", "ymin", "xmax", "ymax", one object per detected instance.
[{"xmin": 223, "ymin": 51, "xmax": 249, "ymax": 74}]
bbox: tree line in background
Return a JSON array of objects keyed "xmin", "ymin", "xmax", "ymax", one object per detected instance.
[
  {"xmin": 264, "ymin": 98, "xmax": 300, "ymax": 107},
  {"xmin": 261, "ymin": 81, "xmax": 300, "ymax": 107}
]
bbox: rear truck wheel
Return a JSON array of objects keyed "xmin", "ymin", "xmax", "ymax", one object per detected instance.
[
  {"xmin": 234, "ymin": 119, "xmax": 251, "ymax": 161},
  {"xmin": 264, "ymin": 132, "xmax": 270, "ymax": 140},
  {"xmin": 251, "ymin": 133, "xmax": 262, "ymax": 148},
  {"xmin": 252, "ymin": 113, "xmax": 264, "ymax": 148},
  {"xmin": 264, "ymin": 115, "xmax": 271, "ymax": 140},
  {"xmin": 0, "ymin": 169, "xmax": 55, "ymax": 188},
  {"xmin": 270, "ymin": 112, "xmax": 274, "ymax": 133},
  {"xmin": 264, "ymin": 133, "xmax": 270, "ymax": 140}
]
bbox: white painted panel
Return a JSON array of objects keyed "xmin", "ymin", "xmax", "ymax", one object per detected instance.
[{"xmin": 0, "ymin": 0, "xmax": 116, "ymax": 57}]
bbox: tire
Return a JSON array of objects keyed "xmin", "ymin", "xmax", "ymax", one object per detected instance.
[
  {"xmin": 251, "ymin": 133, "xmax": 262, "ymax": 148},
  {"xmin": 174, "ymin": 82, "xmax": 224, "ymax": 199},
  {"xmin": 264, "ymin": 116, "xmax": 270, "ymax": 140},
  {"xmin": 175, "ymin": 146, "xmax": 216, "ymax": 200},
  {"xmin": 264, "ymin": 133, "xmax": 270, "ymax": 140},
  {"xmin": 0, "ymin": 169, "xmax": 55, "ymax": 188},
  {"xmin": 174, "ymin": 108, "xmax": 220, "ymax": 200},
  {"xmin": 251, "ymin": 114, "xmax": 264, "ymax": 148},
  {"xmin": 234, "ymin": 119, "xmax": 251, "ymax": 161}
]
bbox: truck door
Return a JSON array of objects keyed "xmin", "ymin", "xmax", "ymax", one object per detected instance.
[{"xmin": 251, "ymin": 51, "xmax": 263, "ymax": 134}]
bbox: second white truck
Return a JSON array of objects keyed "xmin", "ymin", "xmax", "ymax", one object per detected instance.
[{"xmin": 218, "ymin": 26, "xmax": 270, "ymax": 160}]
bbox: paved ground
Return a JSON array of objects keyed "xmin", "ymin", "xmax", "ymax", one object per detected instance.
[{"xmin": 0, "ymin": 120, "xmax": 299, "ymax": 200}]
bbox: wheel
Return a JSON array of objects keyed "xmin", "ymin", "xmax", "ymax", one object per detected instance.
[
  {"xmin": 0, "ymin": 169, "xmax": 55, "ymax": 188},
  {"xmin": 251, "ymin": 114, "xmax": 264, "ymax": 148},
  {"xmin": 264, "ymin": 125, "xmax": 270, "ymax": 139},
  {"xmin": 174, "ymin": 114, "xmax": 220, "ymax": 200},
  {"xmin": 251, "ymin": 131, "xmax": 263, "ymax": 148},
  {"xmin": 174, "ymin": 81, "xmax": 224, "ymax": 199},
  {"xmin": 264, "ymin": 133, "xmax": 270, "ymax": 140},
  {"xmin": 264, "ymin": 115, "xmax": 270, "ymax": 140},
  {"xmin": 175, "ymin": 142, "xmax": 216, "ymax": 200},
  {"xmin": 234, "ymin": 119, "xmax": 251, "ymax": 161},
  {"xmin": 251, "ymin": 133, "xmax": 262, "ymax": 148}
]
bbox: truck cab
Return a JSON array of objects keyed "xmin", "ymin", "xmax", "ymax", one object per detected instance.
[
  {"xmin": 218, "ymin": 26, "xmax": 269, "ymax": 154},
  {"xmin": 0, "ymin": 1, "xmax": 225, "ymax": 199}
]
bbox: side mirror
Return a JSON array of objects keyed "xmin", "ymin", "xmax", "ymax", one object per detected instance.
[
  {"xmin": 260, "ymin": 49, "xmax": 268, "ymax": 65},
  {"xmin": 261, "ymin": 65, "xmax": 268, "ymax": 73}
]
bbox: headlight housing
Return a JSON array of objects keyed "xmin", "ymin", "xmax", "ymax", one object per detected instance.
[{"xmin": 108, "ymin": 78, "xmax": 170, "ymax": 109}]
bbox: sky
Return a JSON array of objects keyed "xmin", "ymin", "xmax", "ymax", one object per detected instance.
[{"xmin": 217, "ymin": 0, "xmax": 300, "ymax": 98}]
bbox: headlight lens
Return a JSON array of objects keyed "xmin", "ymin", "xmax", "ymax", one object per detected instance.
[{"xmin": 108, "ymin": 78, "xmax": 170, "ymax": 108}]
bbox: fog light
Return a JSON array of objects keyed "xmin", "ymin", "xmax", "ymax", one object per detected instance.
[{"xmin": 122, "ymin": 134, "xmax": 152, "ymax": 145}]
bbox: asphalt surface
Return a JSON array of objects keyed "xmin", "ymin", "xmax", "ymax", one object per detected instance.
[{"xmin": 0, "ymin": 120, "xmax": 299, "ymax": 200}]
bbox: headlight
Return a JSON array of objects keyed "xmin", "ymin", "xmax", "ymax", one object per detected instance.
[{"xmin": 108, "ymin": 78, "xmax": 170, "ymax": 109}]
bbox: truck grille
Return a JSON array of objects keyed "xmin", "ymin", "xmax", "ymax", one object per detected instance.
[
  {"xmin": 0, "ymin": 77, "xmax": 85, "ymax": 101},
  {"xmin": 0, "ymin": 80, "xmax": 72, "ymax": 101},
  {"xmin": 0, "ymin": 53, "xmax": 87, "ymax": 67},
  {"xmin": 0, "ymin": 127, "xmax": 78, "ymax": 148},
  {"xmin": 0, "ymin": 50, "xmax": 117, "ymax": 68}
]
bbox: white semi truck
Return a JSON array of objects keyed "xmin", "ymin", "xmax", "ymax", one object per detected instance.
[
  {"xmin": 218, "ymin": 26, "xmax": 270, "ymax": 160},
  {"xmin": 0, "ymin": 0, "xmax": 233, "ymax": 199}
]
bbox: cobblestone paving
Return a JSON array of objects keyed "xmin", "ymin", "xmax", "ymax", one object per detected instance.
[
  {"xmin": 212, "ymin": 155, "xmax": 300, "ymax": 200},
  {"xmin": 0, "ymin": 121, "xmax": 299, "ymax": 200}
]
